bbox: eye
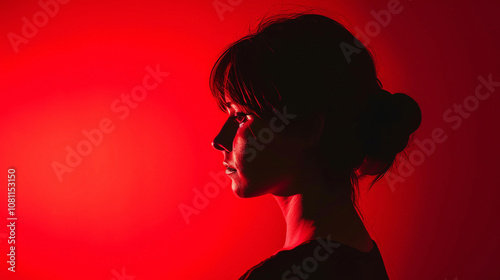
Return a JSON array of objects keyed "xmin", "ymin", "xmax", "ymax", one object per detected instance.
[{"xmin": 233, "ymin": 112, "xmax": 249, "ymax": 125}]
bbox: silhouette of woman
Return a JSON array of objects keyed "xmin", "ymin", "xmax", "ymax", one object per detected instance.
[{"xmin": 210, "ymin": 13, "xmax": 421, "ymax": 280}]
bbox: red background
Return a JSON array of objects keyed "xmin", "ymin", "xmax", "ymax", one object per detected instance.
[{"xmin": 1, "ymin": 0, "xmax": 499, "ymax": 279}]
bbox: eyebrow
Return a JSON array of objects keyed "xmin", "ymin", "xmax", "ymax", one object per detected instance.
[
  {"xmin": 223, "ymin": 102, "xmax": 234, "ymax": 114},
  {"xmin": 224, "ymin": 101, "xmax": 250, "ymax": 107},
  {"xmin": 224, "ymin": 102, "xmax": 251, "ymax": 115}
]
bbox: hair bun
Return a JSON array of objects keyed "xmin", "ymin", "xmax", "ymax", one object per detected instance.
[
  {"xmin": 361, "ymin": 90, "xmax": 422, "ymax": 164},
  {"xmin": 392, "ymin": 93, "xmax": 422, "ymax": 135}
]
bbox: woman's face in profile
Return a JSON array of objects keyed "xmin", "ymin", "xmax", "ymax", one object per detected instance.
[{"xmin": 212, "ymin": 95, "xmax": 305, "ymax": 198}]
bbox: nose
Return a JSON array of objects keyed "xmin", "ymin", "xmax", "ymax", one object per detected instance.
[{"xmin": 211, "ymin": 118, "xmax": 237, "ymax": 152}]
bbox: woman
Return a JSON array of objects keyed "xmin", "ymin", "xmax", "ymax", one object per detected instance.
[{"xmin": 210, "ymin": 13, "xmax": 421, "ymax": 279}]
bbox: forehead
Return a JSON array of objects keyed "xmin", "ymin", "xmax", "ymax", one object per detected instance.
[{"xmin": 223, "ymin": 94, "xmax": 245, "ymax": 112}]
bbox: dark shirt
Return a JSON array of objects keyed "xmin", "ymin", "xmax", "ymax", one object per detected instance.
[{"xmin": 238, "ymin": 238, "xmax": 390, "ymax": 280}]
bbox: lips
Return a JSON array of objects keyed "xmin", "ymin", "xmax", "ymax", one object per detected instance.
[{"xmin": 223, "ymin": 162, "xmax": 237, "ymax": 174}]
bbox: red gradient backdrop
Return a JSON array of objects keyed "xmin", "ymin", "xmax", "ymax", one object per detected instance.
[{"xmin": 1, "ymin": 0, "xmax": 499, "ymax": 279}]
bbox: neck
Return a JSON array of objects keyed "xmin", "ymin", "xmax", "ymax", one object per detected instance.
[{"xmin": 273, "ymin": 177, "xmax": 373, "ymax": 252}]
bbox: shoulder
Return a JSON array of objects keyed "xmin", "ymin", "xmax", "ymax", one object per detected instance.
[{"xmin": 238, "ymin": 239, "xmax": 389, "ymax": 280}]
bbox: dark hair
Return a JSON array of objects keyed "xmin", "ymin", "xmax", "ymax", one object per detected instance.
[{"xmin": 209, "ymin": 13, "xmax": 421, "ymax": 212}]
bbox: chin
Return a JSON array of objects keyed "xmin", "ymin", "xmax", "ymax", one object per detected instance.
[{"xmin": 231, "ymin": 180, "xmax": 268, "ymax": 198}]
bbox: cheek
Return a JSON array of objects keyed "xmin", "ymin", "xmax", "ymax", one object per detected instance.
[
  {"xmin": 230, "ymin": 123, "xmax": 250, "ymax": 160},
  {"xmin": 234, "ymin": 119, "xmax": 301, "ymax": 179},
  {"xmin": 232, "ymin": 133, "xmax": 250, "ymax": 162}
]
